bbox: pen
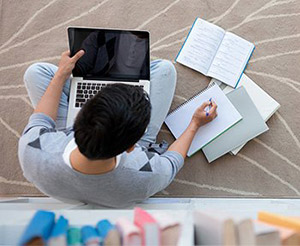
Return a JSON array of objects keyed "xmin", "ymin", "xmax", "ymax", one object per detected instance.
[{"xmin": 205, "ymin": 98, "xmax": 213, "ymax": 116}]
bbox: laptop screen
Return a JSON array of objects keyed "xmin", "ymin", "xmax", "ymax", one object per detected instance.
[{"xmin": 68, "ymin": 27, "xmax": 150, "ymax": 81}]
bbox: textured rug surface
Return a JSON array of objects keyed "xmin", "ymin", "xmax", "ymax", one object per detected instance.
[{"xmin": 0, "ymin": 0, "xmax": 299, "ymax": 198}]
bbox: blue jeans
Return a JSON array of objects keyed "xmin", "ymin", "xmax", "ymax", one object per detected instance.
[{"xmin": 24, "ymin": 60, "xmax": 177, "ymax": 144}]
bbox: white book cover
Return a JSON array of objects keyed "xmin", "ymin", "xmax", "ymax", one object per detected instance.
[
  {"xmin": 152, "ymin": 213, "xmax": 180, "ymax": 229},
  {"xmin": 176, "ymin": 18, "xmax": 255, "ymax": 87},
  {"xmin": 210, "ymin": 74, "xmax": 280, "ymax": 154},
  {"xmin": 165, "ymin": 82, "xmax": 242, "ymax": 157}
]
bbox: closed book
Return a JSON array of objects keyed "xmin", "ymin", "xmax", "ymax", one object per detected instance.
[
  {"xmin": 81, "ymin": 226, "xmax": 100, "ymax": 246},
  {"xmin": 254, "ymin": 222, "xmax": 280, "ymax": 246},
  {"xmin": 96, "ymin": 219, "xmax": 121, "ymax": 246},
  {"xmin": 116, "ymin": 217, "xmax": 142, "ymax": 246},
  {"xmin": 134, "ymin": 208, "xmax": 160, "ymax": 246},
  {"xmin": 210, "ymin": 74, "xmax": 280, "ymax": 154},
  {"xmin": 232, "ymin": 217, "xmax": 255, "ymax": 245},
  {"xmin": 202, "ymin": 86, "xmax": 269, "ymax": 162},
  {"xmin": 152, "ymin": 212, "xmax": 181, "ymax": 246},
  {"xmin": 194, "ymin": 210, "xmax": 237, "ymax": 245},
  {"xmin": 19, "ymin": 210, "xmax": 55, "ymax": 246},
  {"xmin": 254, "ymin": 220, "xmax": 300, "ymax": 246},
  {"xmin": 67, "ymin": 227, "xmax": 81, "ymax": 246},
  {"xmin": 48, "ymin": 216, "xmax": 68, "ymax": 246},
  {"xmin": 258, "ymin": 211, "xmax": 300, "ymax": 231}
]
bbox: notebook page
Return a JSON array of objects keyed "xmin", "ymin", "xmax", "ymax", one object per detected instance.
[
  {"xmin": 207, "ymin": 32, "xmax": 254, "ymax": 87},
  {"xmin": 176, "ymin": 18, "xmax": 225, "ymax": 75},
  {"xmin": 165, "ymin": 83, "xmax": 242, "ymax": 157}
]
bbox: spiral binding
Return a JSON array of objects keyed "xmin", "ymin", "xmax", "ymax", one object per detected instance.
[{"xmin": 169, "ymin": 82, "xmax": 216, "ymax": 115}]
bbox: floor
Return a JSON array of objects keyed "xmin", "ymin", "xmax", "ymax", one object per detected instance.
[{"xmin": 0, "ymin": 0, "xmax": 299, "ymax": 198}]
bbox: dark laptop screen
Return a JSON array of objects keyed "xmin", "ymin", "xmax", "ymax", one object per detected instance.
[{"xmin": 68, "ymin": 27, "xmax": 150, "ymax": 81}]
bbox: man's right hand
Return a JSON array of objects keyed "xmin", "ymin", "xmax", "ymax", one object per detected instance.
[
  {"xmin": 167, "ymin": 100, "xmax": 218, "ymax": 159},
  {"xmin": 191, "ymin": 100, "xmax": 218, "ymax": 129}
]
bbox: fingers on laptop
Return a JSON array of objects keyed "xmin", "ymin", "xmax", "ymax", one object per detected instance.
[
  {"xmin": 71, "ymin": 50, "xmax": 85, "ymax": 62},
  {"xmin": 62, "ymin": 50, "xmax": 71, "ymax": 57},
  {"xmin": 61, "ymin": 50, "xmax": 84, "ymax": 63}
]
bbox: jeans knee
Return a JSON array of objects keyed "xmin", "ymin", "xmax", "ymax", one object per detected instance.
[
  {"xmin": 23, "ymin": 63, "xmax": 43, "ymax": 86},
  {"xmin": 156, "ymin": 59, "xmax": 177, "ymax": 87}
]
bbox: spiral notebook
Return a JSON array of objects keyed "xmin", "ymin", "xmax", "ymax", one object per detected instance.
[{"xmin": 165, "ymin": 83, "xmax": 242, "ymax": 157}]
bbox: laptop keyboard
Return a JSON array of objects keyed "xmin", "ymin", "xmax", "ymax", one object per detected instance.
[{"xmin": 75, "ymin": 82, "xmax": 144, "ymax": 108}]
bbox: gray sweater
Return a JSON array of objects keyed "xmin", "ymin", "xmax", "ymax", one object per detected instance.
[{"xmin": 18, "ymin": 113, "xmax": 184, "ymax": 208}]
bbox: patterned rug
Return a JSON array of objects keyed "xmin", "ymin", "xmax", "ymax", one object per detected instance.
[{"xmin": 0, "ymin": 0, "xmax": 299, "ymax": 198}]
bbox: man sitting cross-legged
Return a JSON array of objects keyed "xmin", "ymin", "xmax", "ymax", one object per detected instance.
[{"xmin": 18, "ymin": 50, "xmax": 217, "ymax": 208}]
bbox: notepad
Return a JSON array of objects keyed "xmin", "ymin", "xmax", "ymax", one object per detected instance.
[
  {"xmin": 202, "ymin": 86, "xmax": 269, "ymax": 163},
  {"xmin": 176, "ymin": 18, "xmax": 255, "ymax": 88},
  {"xmin": 165, "ymin": 82, "xmax": 242, "ymax": 157},
  {"xmin": 210, "ymin": 74, "xmax": 280, "ymax": 154}
]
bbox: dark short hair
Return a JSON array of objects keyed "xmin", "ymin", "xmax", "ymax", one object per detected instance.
[{"xmin": 73, "ymin": 84, "xmax": 151, "ymax": 160}]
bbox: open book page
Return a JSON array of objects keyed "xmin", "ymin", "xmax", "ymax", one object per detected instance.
[
  {"xmin": 176, "ymin": 18, "xmax": 225, "ymax": 75},
  {"xmin": 207, "ymin": 32, "xmax": 254, "ymax": 87}
]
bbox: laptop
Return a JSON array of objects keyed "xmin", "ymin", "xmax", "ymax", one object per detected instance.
[{"xmin": 66, "ymin": 27, "xmax": 150, "ymax": 127}]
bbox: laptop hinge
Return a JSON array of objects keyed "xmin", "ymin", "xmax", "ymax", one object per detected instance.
[{"xmin": 81, "ymin": 77, "xmax": 139, "ymax": 82}]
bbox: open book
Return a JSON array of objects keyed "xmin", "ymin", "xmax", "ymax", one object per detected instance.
[{"xmin": 176, "ymin": 18, "xmax": 255, "ymax": 88}]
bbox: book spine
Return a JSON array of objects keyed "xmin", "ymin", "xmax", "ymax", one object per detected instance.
[
  {"xmin": 67, "ymin": 227, "xmax": 81, "ymax": 246},
  {"xmin": 175, "ymin": 17, "xmax": 198, "ymax": 62},
  {"xmin": 258, "ymin": 211, "xmax": 300, "ymax": 231},
  {"xmin": 235, "ymin": 45, "xmax": 255, "ymax": 89}
]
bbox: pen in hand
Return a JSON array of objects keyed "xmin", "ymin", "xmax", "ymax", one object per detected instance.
[{"xmin": 205, "ymin": 98, "xmax": 213, "ymax": 117}]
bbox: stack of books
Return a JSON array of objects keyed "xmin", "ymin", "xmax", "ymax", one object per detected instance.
[
  {"xmin": 194, "ymin": 210, "xmax": 300, "ymax": 245},
  {"xmin": 165, "ymin": 17, "xmax": 280, "ymax": 162},
  {"xmin": 18, "ymin": 208, "xmax": 300, "ymax": 245},
  {"xmin": 18, "ymin": 208, "xmax": 181, "ymax": 246}
]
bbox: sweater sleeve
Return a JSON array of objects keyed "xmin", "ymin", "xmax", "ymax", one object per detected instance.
[
  {"xmin": 147, "ymin": 150, "xmax": 184, "ymax": 193},
  {"xmin": 22, "ymin": 113, "xmax": 56, "ymax": 135}
]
